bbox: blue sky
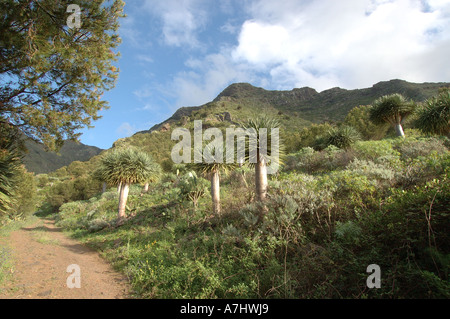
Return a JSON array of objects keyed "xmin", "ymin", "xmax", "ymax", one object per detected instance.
[{"xmin": 79, "ymin": 0, "xmax": 450, "ymax": 149}]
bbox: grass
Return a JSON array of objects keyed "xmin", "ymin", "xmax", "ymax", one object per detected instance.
[
  {"xmin": 0, "ymin": 245, "xmax": 14, "ymax": 287},
  {"xmin": 32, "ymin": 232, "xmax": 60, "ymax": 245}
]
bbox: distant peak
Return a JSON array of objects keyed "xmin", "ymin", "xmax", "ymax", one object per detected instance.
[{"xmin": 214, "ymin": 83, "xmax": 264, "ymax": 101}]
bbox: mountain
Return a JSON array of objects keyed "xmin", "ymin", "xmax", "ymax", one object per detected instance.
[
  {"xmin": 22, "ymin": 139, "xmax": 103, "ymax": 174},
  {"xmin": 119, "ymin": 79, "xmax": 448, "ymax": 168},
  {"xmin": 137, "ymin": 79, "xmax": 448, "ymax": 133}
]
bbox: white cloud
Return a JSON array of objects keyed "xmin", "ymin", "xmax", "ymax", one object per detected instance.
[
  {"xmin": 136, "ymin": 0, "xmax": 450, "ymax": 111},
  {"xmin": 231, "ymin": 0, "xmax": 450, "ymax": 91},
  {"xmin": 170, "ymin": 51, "xmax": 252, "ymax": 107},
  {"xmin": 142, "ymin": 0, "xmax": 209, "ymax": 48}
]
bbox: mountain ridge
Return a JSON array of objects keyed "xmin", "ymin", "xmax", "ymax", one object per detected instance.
[
  {"xmin": 136, "ymin": 79, "xmax": 449, "ymax": 135},
  {"xmin": 29, "ymin": 79, "xmax": 448, "ymax": 174},
  {"xmin": 23, "ymin": 139, "xmax": 104, "ymax": 174}
]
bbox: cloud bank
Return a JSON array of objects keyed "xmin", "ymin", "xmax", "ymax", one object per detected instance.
[{"xmin": 131, "ymin": 0, "xmax": 450, "ymax": 109}]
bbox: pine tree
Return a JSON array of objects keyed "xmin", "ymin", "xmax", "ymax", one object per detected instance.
[{"xmin": 0, "ymin": 0, "xmax": 125, "ymax": 150}]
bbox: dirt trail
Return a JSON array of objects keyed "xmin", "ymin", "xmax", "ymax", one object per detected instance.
[{"xmin": 0, "ymin": 218, "xmax": 131, "ymax": 299}]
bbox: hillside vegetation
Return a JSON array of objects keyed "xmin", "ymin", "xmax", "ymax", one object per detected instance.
[
  {"xmin": 22, "ymin": 139, "xmax": 103, "ymax": 174},
  {"xmin": 4, "ymin": 80, "xmax": 449, "ymax": 299},
  {"xmin": 37, "ymin": 132, "xmax": 450, "ymax": 298}
]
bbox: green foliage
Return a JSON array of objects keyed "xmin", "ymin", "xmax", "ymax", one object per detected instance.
[
  {"xmin": 178, "ymin": 171, "xmax": 209, "ymax": 208},
  {"xmin": 43, "ymin": 131, "xmax": 450, "ymax": 299},
  {"xmin": 283, "ymin": 146, "xmax": 355, "ymax": 174},
  {"xmin": 0, "ymin": 124, "xmax": 38, "ymax": 222},
  {"xmin": 324, "ymin": 126, "xmax": 361, "ymax": 149},
  {"xmin": 349, "ymin": 158, "xmax": 396, "ymax": 181},
  {"xmin": 99, "ymin": 148, "xmax": 160, "ymax": 186},
  {"xmin": 394, "ymin": 137, "xmax": 448, "ymax": 161},
  {"xmin": 10, "ymin": 166, "xmax": 38, "ymax": 219},
  {"xmin": 415, "ymin": 89, "xmax": 450, "ymax": 136},
  {"xmin": 344, "ymin": 105, "xmax": 389, "ymax": 140},
  {"xmin": 44, "ymin": 174, "xmax": 102, "ymax": 212},
  {"xmin": 0, "ymin": 146, "xmax": 21, "ymax": 217},
  {"xmin": 369, "ymin": 94, "xmax": 416, "ymax": 126},
  {"xmin": 352, "ymin": 139, "xmax": 400, "ymax": 161},
  {"xmin": 0, "ymin": 0, "xmax": 125, "ymax": 150},
  {"xmin": 293, "ymin": 123, "xmax": 334, "ymax": 150}
]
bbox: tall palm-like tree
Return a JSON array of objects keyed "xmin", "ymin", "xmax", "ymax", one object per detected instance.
[
  {"xmin": 369, "ymin": 94, "xmax": 416, "ymax": 138},
  {"xmin": 191, "ymin": 144, "xmax": 237, "ymax": 215},
  {"xmin": 415, "ymin": 89, "xmax": 450, "ymax": 136},
  {"xmin": 242, "ymin": 116, "xmax": 284, "ymax": 203},
  {"xmin": 99, "ymin": 148, "xmax": 159, "ymax": 224}
]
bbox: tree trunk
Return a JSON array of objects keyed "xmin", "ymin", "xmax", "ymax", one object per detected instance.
[
  {"xmin": 117, "ymin": 182, "xmax": 122, "ymax": 195},
  {"xmin": 117, "ymin": 183, "xmax": 129, "ymax": 223},
  {"xmin": 143, "ymin": 182, "xmax": 149, "ymax": 193},
  {"xmin": 211, "ymin": 170, "xmax": 220, "ymax": 215},
  {"xmin": 102, "ymin": 182, "xmax": 107, "ymax": 193},
  {"xmin": 255, "ymin": 158, "xmax": 268, "ymax": 202},
  {"xmin": 395, "ymin": 123, "xmax": 405, "ymax": 138}
]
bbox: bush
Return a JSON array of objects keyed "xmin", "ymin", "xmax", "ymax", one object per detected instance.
[
  {"xmin": 295, "ymin": 123, "xmax": 334, "ymax": 150},
  {"xmin": 177, "ymin": 171, "xmax": 209, "ymax": 208},
  {"xmin": 324, "ymin": 126, "xmax": 361, "ymax": 150},
  {"xmin": 399, "ymin": 151, "xmax": 450, "ymax": 188},
  {"xmin": 393, "ymin": 137, "xmax": 448, "ymax": 161},
  {"xmin": 317, "ymin": 170, "xmax": 378, "ymax": 218},
  {"xmin": 44, "ymin": 175, "xmax": 102, "ymax": 212},
  {"xmin": 360, "ymin": 175, "xmax": 450, "ymax": 298},
  {"xmin": 352, "ymin": 140, "xmax": 400, "ymax": 161},
  {"xmin": 344, "ymin": 105, "xmax": 389, "ymax": 140},
  {"xmin": 284, "ymin": 146, "xmax": 355, "ymax": 174},
  {"xmin": 346, "ymin": 158, "xmax": 396, "ymax": 183}
]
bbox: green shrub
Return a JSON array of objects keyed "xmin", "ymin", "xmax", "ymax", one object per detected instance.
[
  {"xmin": 399, "ymin": 151, "xmax": 450, "ymax": 187},
  {"xmin": 318, "ymin": 170, "xmax": 378, "ymax": 218},
  {"xmin": 324, "ymin": 126, "xmax": 361, "ymax": 149},
  {"xmin": 361, "ymin": 175, "xmax": 450, "ymax": 298},
  {"xmin": 177, "ymin": 171, "xmax": 209, "ymax": 208},
  {"xmin": 346, "ymin": 158, "xmax": 396, "ymax": 182},
  {"xmin": 394, "ymin": 137, "xmax": 448, "ymax": 161},
  {"xmin": 344, "ymin": 105, "xmax": 389, "ymax": 140},
  {"xmin": 352, "ymin": 140, "xmax": 400, "ymax": 161},
  {"xmin": 284, "ymin": 146, "xmax": 355, "ymax": 174}
]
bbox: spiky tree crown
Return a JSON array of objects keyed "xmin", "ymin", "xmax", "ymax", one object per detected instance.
[
  {"xmin": 325, "ymin": 126, "xmax": 361, "ymax": 149},
  {"xmin": 190, "ymin": 143, "xmax": 237, "ymax": 175},
  {"xmin": 369, "ymin": 94, "xmax": 416, "ymax": 125},
  {"xmin": 240, "ymin": 115, "xmax": 285, "ymax": 166},
  {"xmin": 99, "ymin": 148, "xmax": 159, "ymax": 186},
  {"xmin": 415, "ymin": 89, "xmax": 450, "ymax": 135}
]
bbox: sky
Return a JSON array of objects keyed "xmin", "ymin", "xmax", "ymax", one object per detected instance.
[{"xmin": 78, "ymin": 0, "xmax": 450, "ymax": 149}]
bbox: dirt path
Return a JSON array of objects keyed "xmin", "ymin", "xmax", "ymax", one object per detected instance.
[{"xmin": 0, "ymin": 218, "xmax": 131, "ymax": 299}]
